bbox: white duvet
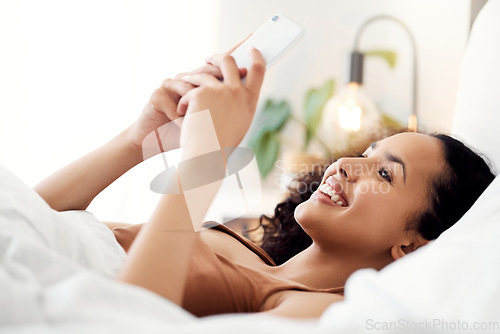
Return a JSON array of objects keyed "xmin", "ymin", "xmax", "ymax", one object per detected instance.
[
  {"xmin": 0, "ymin": 165, "xmax": 327, "ymax": 333},
  {"xmin": 2, "ymin": 162, "xmax": 500, "ymax": 333}
]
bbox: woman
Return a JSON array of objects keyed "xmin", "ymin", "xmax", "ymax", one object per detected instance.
[{"xmin": 34, "ymin": 45, "xmax": 495, "ymax": 319}]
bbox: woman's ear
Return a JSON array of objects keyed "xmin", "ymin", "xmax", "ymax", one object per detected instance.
[
  {"xmin": 390, "ymin": 244, "xmax": 408, "ymax": 260},
  {"xmin": 390, "ymin": 237, "xmax": 430, "ymax": 261}
]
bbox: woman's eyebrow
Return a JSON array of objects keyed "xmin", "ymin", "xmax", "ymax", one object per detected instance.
[
  {"xmin": 371, "ymin": 142, "xmax": 407, "ymax": 183},
  {"xmin": 385, "ymin": 152, "xmax": 407, "ymax": 184}
]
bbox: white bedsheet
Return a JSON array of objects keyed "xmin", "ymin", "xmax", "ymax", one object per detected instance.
[
  {"xmin": 2, "ymin": 163, "xmax": 500, "ymax": 333},
  {"xmin": 0, "ymin": 165, "xmax": 316, "ymax": 333},
  {"xmin": 0, "ymin": 165, "xmax": 194, "ymax": 325}
]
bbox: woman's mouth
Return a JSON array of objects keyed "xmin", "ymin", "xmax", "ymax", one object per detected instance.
[
  {"xmin": 317, "ymin": 176, "xmax": 349, "ymax": 207},
  {"xmin": 314, "ymin": 189, "xmax": 343, "ymax": 207}
]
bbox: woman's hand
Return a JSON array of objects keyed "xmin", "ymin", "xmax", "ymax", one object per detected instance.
[
  {"xmin": 128, "ymin": 39, "xmax": 249, "ymax": 154},
  {"xmin": 128, "ymin": 64, "xmax": 246, "ymax": 153},
  {"xmin": 178, "ymin": 47, "xmax": 265, "ymax": 155}
]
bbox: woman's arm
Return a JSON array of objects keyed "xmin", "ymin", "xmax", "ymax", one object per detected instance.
[
  {"xmin": 117, "ymin": 48, "xmax": 266, "ymax": 306},
  {"xmin": 34, "ymin": 62, "xmax": 246, "ymax": 212},
  {"xmin": 33, "ymin": 68, "xmax": 212, "ymax": 211},
  {"xmin": 117, "ymin": 188, "xmax": 201, "ymax": 304},
  {"xmin": 34, "ymin": 128, "xmax": 143, "ymax": 211}
]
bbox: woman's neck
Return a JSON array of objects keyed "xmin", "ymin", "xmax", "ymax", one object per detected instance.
[{"xmin": 271, "ymin": 242, "xmax": 386, "ymax": 289}]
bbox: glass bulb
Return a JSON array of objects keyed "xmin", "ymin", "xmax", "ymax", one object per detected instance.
[
  {"xmin": 319, "ymin": 82, "xmax": 380, "ymax": 150},
  {"xmin": 338, "ymin": 104, "xmax": 362, "ymax": 131}
]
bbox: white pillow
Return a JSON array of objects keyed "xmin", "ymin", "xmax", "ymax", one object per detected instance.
[{"xmin": 452, "ymin": 0, "xmax": 500, "ymax": 172}]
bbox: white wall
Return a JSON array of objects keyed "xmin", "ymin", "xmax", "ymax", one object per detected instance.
[
  {"xmin": 217, "ymin": 0, "xmax": 470, "ymax": 132},
  {"xmin": 0, "ymin": 0, "xmax": 220, "ymax": 222},
  {"xmin": 0, "ymin": 0, "xmax": 470, "ymax": 223},
  {"xmin": 216, "ymin": 0, "xmax": 470, "ymax": 189}
]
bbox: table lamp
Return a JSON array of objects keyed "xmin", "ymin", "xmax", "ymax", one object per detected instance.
[{"xmin": 323, "ymin": 15, "xmax": 419, "ymax": 141}]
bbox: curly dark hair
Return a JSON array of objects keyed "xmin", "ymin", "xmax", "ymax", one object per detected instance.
[{"xmin": 253, "ymin": 132, "xmax": 495, "ymax": 265}]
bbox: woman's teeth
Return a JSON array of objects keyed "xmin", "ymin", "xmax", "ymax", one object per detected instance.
[{"xmin": 318, "ymin": 184, "xmax": 345, "ymax": 207}]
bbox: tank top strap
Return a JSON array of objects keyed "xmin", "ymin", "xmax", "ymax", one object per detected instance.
[{"xmin": 204, "ymin": 222, "xmax": 277, "ymax": 266}]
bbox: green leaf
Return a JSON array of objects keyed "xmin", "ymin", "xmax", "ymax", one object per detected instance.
[
  {"xmin": 249, "ymin": 131, "xmax": 280, "ymax": 178},
  {"xmin": 247, "ymin": 99, "xmax": 291, "ymax": 178},
  {"xmin": 304, "ymin": 79, "xmax": 335, "ymax": 149},
  {"xmin": 248, "ymin": 99, "xmax": 291, "ymax": 147},
  {"xmin": 364, "ymin": 49, "xmax": 398, "ymax": 68},
  {"xmin": 257, "ymin": 99, "xmax": 292, "ymax": 132}
]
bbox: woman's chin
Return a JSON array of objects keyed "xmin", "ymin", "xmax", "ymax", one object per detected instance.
[
  {"xmin": 294, "ymin": 199, "xmax": 315, "ymax": 224},
  {"xmin": 294, "ymin": 194, "xmax": 343, "ymax": 228}
]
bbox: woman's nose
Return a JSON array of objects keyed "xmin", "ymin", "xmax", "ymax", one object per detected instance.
[
  {"xmin": 335, "ymin": 157, "xmax": 364, "ymax": 183},
  {"xmin": 338, "ymin": 166, "xmax": 351, "ymax": 183}
]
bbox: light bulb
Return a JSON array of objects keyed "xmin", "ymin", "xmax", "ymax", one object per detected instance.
[
  {"xmin": 319, "ymin": 82, "xmax": 380, "ymax": 150},
  {"xmin": 338, "ymin": 104, "xmax": 362, "ymax": 131}
]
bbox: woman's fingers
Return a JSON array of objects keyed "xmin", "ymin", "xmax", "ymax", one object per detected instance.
[
  {"xmin": 202, "ymin": 34, "xmax": 252, "ymax": 64},
  {"xmin": 220, "ymin": 55, "xmax": 242, "ymax": 85},
  {"xmin": 176, "ymin": 89, "xmax": 197, "ymax": 116},
  {"xmin": 175, "ymin": 45, "xmax": 264, "ymax": 122},
  {"xmin": 180, "ymin": 73, "xmax": 220, "ymax": 88},
  {"xmin": 176, "ymin": 63, "xmax": 246, "ymax": 83},
  {"xmin": 175, "ymin": 64, "xmax": 223, "ymax": 80},
  {"xmin": 238, "ymin": 67, "xmax": 248, "ymax": 78},
  {"xmin": 176, "ymin": 73, "xmax": 222, "ymax": 115},
  {"xmin": 223, "ymin": 34, "xmax": 252, "ymax": 55},
  {"xmin": 161, "ymin": 78, "xmax": 195, "ymax": 102},
  {"xmin": 205, "ymin": 54, "xmax": 241, "ymax": 86},
  {"xmin": 244, "ymin": 47, "xmax": 266, "ymax": 96},
  {"xmin": 150, "ymin": 79, "xmax": 195, "ymax": 120}
]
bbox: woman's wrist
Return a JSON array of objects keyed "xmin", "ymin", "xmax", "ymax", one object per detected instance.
[{"xmin": 120, "ymin": 124, "xmax": 147, "ymax": 165}]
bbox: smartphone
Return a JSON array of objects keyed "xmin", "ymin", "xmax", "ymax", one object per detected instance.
[{"xmin": 231, "ymin": 13, "xmax": 305, "ymax": 71}]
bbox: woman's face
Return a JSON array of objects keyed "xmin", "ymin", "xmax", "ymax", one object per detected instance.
[{"xmin": 295, "ymin": 132, "xmax": 446, "ymax": 263}]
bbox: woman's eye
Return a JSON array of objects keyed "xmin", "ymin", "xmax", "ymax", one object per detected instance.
[{"xmin": 378, "ymin": 168, "xmax": 392, "ymax": 183}]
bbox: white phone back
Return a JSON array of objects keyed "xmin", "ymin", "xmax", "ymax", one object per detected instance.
[{"xmin": 231, "ymin": 13, "xmax": 304, "ymax": 70}]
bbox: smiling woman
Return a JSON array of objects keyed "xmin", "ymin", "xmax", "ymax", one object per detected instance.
[
  {"xmin": 32, "ymin": 43, "xmax": 494, "ymax": 319},
  {"xmin": 295, "ymin": 133, "xmax": 444, "ymax": 273},
  {"xmin": 257, "ymin": 132, "xmax": 494, "ymax": 268}
]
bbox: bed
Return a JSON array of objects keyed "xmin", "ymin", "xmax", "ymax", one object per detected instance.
[{"xmin": 1, "ymin": 1, "xmax": 500, "ymax": 333}]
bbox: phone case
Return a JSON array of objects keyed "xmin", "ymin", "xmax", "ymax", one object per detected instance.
[{"xmin": 231, "ymin": 13, "xmax": 305, "ymax": 70}]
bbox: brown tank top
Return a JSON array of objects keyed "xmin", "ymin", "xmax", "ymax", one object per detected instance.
[{"xmin": 112, "ymin": 222, "xmax": 344, "ymax": 317}]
